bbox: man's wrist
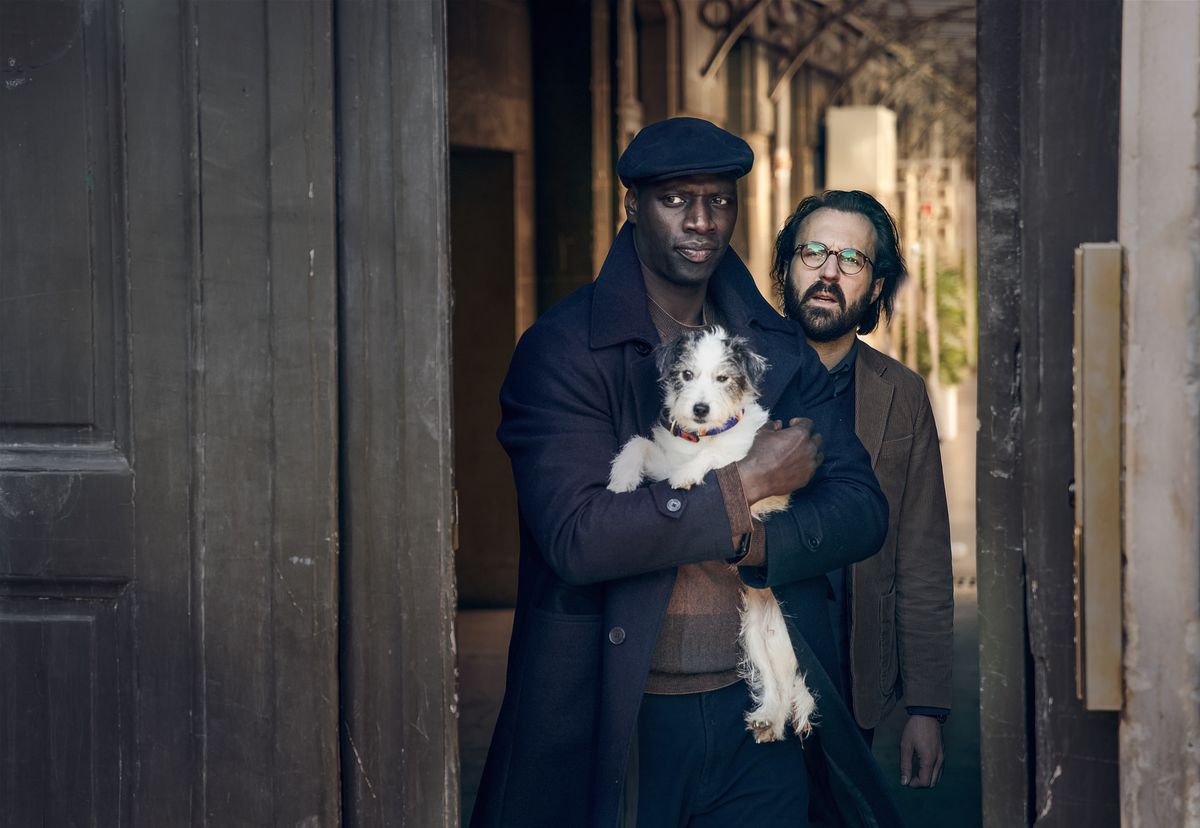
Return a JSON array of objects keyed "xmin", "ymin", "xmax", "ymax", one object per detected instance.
[
  {"xmin": 735, "ymin": 460, "xmax": 764, "ymax": 504},
  {"xmin": 906, "ymin": 706, "xmax": 949, "ymax": 724}
]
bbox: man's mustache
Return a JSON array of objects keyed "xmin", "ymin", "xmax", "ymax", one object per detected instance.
[{"xmin": 801, "ymin": 281, "xmax": 845, "ymax": 309}]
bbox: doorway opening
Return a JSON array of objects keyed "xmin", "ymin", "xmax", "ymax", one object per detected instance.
[{"xmin": 449, "ymin": 146, "xmax": 523, "ymax": 823}]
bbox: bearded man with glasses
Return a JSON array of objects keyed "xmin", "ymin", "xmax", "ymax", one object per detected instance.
[{"xmin": 775, "ymin": 190, "xmax": 955, "ymax": 793}]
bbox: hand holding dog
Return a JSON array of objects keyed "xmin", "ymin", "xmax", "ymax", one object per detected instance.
[{"xmin": 736, "ymin": 417, "xmax": 824, "ymax": 504}]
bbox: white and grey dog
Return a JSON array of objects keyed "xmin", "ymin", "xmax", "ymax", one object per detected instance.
[{"xmin": 607, "ymin": 326, "xmax": 816, "ymax": 742}]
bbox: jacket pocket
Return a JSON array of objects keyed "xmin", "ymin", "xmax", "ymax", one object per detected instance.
[
  {"xmin": 878, "ymin": 586, "xmax": 899, "ymax": 696},
  {"xmin": 504, "ymin": 609, "xmax": 603, "ymax": 819},
  {"xmin": 875, "ymin": 434, "xmax": 913, "ymax": 507}
]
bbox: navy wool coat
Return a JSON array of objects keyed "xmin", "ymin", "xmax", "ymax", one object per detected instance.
[{"xmin": 472, "ymin": 224, "xmax": 903, "ymax": 828}]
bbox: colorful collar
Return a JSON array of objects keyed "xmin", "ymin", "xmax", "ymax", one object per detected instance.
[{"xmin": 668, "ymin": 411, "xmax": 743, "ymax": 443}]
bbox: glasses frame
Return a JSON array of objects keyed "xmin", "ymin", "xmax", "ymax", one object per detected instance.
[{"xmin": 794, "ymin": 241, "xmax": 874, "ymax": 276}]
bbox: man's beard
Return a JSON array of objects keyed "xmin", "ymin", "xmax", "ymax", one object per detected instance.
[{"xmin": 785, "ymin": 280, "xmax": 871, "ymax": 342}]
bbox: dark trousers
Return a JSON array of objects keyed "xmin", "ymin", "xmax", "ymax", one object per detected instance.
[{"xmin": 634, "ymin": 681, "xmax": 810, "ymax": 827}]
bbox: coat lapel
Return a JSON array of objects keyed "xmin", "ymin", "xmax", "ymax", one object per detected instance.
[
  {"xmin": 630, "ymin": 350, "xmax": 665, "ymax": 436},
  {"xmin": 588, "ymin": 224, "xmax": 664, "ymax": 436},
  {"xmin": 704, "ymin": 246, "xmax": 805, "ymax": 412},
  {"xmin": 755, "ymin": 336, "xmax": 804, "ymax": 412},
  {"xmin": 854, "ymin": 343, "xmax": 894, "ymax": 468}
]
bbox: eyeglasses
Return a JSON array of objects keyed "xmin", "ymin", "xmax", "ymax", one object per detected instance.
[{"xmin": 794, "ymin": 241, "xmax": 873, "ymax": 276}]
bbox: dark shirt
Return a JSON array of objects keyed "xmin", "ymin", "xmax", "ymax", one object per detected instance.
[
  {"xmin": 825, "ymin": 340, "xmax": 858, "ymax": 702},
  {"xmin": 824, "ymin": 337, "xmax": 949, "ymax": 723}
]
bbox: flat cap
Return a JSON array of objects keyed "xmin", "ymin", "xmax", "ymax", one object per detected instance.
[{"xmin": 617, "ymin": 117, "xmax": 754, "ymax": 187}]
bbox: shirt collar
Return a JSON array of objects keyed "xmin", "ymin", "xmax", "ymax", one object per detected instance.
[{"xmin": 827, "ymin": 337, "xmax": 860, "ymax": 397}]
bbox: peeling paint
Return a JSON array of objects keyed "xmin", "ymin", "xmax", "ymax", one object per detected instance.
[{"xmin": 1037, "ymin": 764, "xmax": 1063, "ymax": 819}]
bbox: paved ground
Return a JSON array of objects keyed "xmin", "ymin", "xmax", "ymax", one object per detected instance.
[
  {"xmin": 457, "ymin": 374, "xmax": 981, "ymax": 826},
  {"xmin": 457, "ymin": 609, "xmax": 512, "ymax": 825}
]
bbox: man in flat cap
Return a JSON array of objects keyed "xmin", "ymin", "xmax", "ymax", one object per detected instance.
[{"xmin": 472, "ymin": 117, "xmax": 902, "ymax": 827}]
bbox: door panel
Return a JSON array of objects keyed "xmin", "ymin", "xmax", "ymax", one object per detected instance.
[
  {"xmin": 0, "ymin": 581, "xmax": 128, "ymax": 826},
  {"xmin": 1, "ymin": 1, "xmax": 341, "ymax": 824},
  {"xmin": 1, "ymin": 2, "xmax": 134, "ymax": 823},
  {"xmin": 0, "ymin": 0, "xmax": 120, "ymax": 432}
]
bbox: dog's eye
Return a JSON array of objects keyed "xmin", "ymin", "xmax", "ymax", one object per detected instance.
[
  {"xmin": 716, "ymin": 375, "xmax": 728, "ymax": 383},
  {"xmin": 681, "ymin": 370, "xmax": 693, "ymax": 381}
]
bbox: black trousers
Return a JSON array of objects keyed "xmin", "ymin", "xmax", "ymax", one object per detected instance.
[{"xmin": 634, "ymin": 681, "xmax": 810, "ymax": 827}]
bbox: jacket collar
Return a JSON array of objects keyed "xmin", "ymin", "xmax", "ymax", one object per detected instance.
[
  {"xmin": 853, "ymin": 340, "xmax": 895, "ymax": 468},
  {"xmin": 589, "ymin": 223, "xmax": 794, "ymax": 351}
]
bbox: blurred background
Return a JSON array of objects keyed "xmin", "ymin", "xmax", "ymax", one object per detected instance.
[{"xmin": 445, "ymin": 2, "xmax": 981, "ymax": 823}]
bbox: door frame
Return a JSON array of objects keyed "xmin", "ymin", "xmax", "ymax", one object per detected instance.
[{"xmin": 335, "ymin": 1, "xmax": 459, "ymax": 825}]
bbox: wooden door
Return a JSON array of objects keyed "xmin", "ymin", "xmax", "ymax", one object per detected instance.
[
  {"xmin": 0, "ymin": 1, "xmax": 340, "ymax": 824},
  {"xmin": 976, "ymin": 0, "xmax": 1122, "ymax": 824}
]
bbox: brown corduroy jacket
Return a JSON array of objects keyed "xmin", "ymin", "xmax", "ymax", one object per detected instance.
[{"xmin": 848, "ymin": 341, "xmax": 955, "ymax": 729}]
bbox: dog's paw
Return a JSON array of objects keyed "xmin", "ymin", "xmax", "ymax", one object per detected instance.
[
  {"xmin": 750, "ymin": 494, "xmax": 790, "ymax": 518},
  {"xmin": 666, "ymin": 463, "xmax": 706, "ymax": 490},
  {"xmin": 745, "ymin": 709, "xmax": 787, "ymax": 743},
  {"xmin": 607, "ymin": 471, "xmax": 642, "ymax": 493},
  {"xmin": 607, "ymin": 437, "xmax": 651, "ymax": 493}
]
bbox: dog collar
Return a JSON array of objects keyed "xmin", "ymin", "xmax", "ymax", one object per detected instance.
[{"xmin": 669, "ymin": 411, "xmax": 744, "ymax": 443}]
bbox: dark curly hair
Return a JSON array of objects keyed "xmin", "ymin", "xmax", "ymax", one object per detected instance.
[{"xmin": 771, "ymin": 190, "xmax": 907, "ymax": 336}]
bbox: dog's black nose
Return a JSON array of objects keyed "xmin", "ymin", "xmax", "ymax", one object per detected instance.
[{"xmin": 692, "ymin": 403, "xmax": 709, "ymax": 419}]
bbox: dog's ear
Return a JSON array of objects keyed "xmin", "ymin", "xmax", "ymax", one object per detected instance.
[{"xmin": 729, "ymin": 336, "xmax": 769, "ymax": 386}]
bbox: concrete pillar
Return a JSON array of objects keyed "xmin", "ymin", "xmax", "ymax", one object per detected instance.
[
  {"xmin": 824, "ymin": 105, "xmax": 898, "ymax": 208},
  {"xmin": 962, "ymin": 178, "xmax": 977, "ymax": 369},
  {"xmin": 773, "ymin": 81, "xmax": 793, "ymax": 243},
  {"xmin": 1118, "ymin": 1, "xmax": 1200, "ymax": 824},
  {"xmin": 677, "ymin": 0, "xmax": 727, "ymax": 120},
  {"xmin": 613, "ymin": 0, "xmax": 641, "ymax": 244},
  {"xmin": 726, "ymin": 31, "xmax": 775, "ymax": 302},
  {"xmin": 793, "ymin": 74, "xmax": 816, "ymax": 202},
  {"xmin": 615, "ymin": 0, "xmax": 642, "ymax": 154},
  {"xmin": 921, "ymin": 202, "xmax": 940, "ymax": 395},
  {"xmin": 902, "ymin": 162, "xmax": 920, "ymax": 369},
  {"xmin": 592, "ymin": 0, "xmax": 613, "ymax": 273},
  {"xmin": 945, "ymin": 157, "xmax": 961, "ymax": 266}
]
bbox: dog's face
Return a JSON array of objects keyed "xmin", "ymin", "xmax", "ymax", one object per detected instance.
[{"xmin": 657, "ymin": 326, "xmax": 768, "ymax": 431}]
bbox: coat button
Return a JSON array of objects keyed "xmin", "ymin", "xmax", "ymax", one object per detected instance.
[
  {"xmin": 635, "ymin": 342, "xmax": 651, "ymax": 355},
  {"xmin": 608, "ymin": 626, "xmax": 626, "ymax": 645},
  {"xmin": 808, "ymin": 536, "xmax": 819, "ymax": 548},
  {"xmin": 666, "ymin": 497, "xmax": 682, "ymax": 513}
]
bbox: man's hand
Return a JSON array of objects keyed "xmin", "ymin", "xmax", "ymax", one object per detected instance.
[
  {"xmin": 736, "ymin": 417, "xmax": 824, "ymax": 504},
  {"xmin": 899, "ymin": 714, "xmax": 945, "ymax": 789}
]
